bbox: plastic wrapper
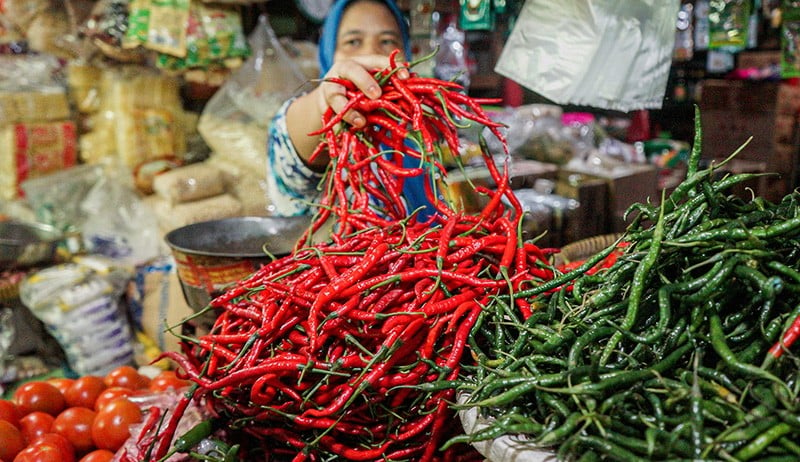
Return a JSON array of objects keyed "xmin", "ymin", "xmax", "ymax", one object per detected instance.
[
  {"xmin": 206, "ymin": 155, "xmax": 270, "ymax": 216},
  {"xmin": 484, "ymin": 104, "xmax": 574, "ymax": 165},
  {"xmin": 19, "ymin": 256, "xmax": 135, "ymax": 376},
  {"xmin": 79, "ymin": 66, "xmax": 186, "ymax": 170},
  {"xmin": 0, "ymin": 59, "xmax": 78, "ymax": 201},
  {"xmin": 708, "ymin": 0, "xmax": 750, "ymax": 51},
  {"xmin": 67, "ymin": 62, "xmax": 103, "ymax": 114},
  {"xmin": 198, "ymin": 14, "xmax": 305, "ymax": 185},
  {"xmin": 115, "ymin": 388, "xmax": 214, "ymax": 462},
  {"xmin": 155, "ymin": 2, "xmax": 249, "ymax": 71},
  {"xmin": 511, "ymin": 188, "xmax": 580, "ymax": 248},
  {"xmin": 21, "ymin": 164, "xmax": 103, "ymax": 232},
  {"xmin": 151, "ymin": 162, "xmax": 225, "ymax": 204},
  {"xmin": 495, "ymin": 0, "xmax": 680, "ymax": 111},
  {"xmin": 80, "ymin": 0, "xmax": 147, "ymax": 62},
  {"xmin": 151, "ymin": 193, "xmax": 243, "ymax": 231},
  {"xmin": 434, "ymin": 16, "xmax": 470, "ymax": 89},
  {"xmin": 79, "ymin": 164, "xmax": 162, "ymax": 267}
]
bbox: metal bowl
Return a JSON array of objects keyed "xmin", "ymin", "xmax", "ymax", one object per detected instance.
[
  {"xmin": 164, "ymin": 216, "xmax": 312, "ymax": 311},
  {"xmin": 0, "ymin": 221, "xmax": 80, "ymax": 268}
]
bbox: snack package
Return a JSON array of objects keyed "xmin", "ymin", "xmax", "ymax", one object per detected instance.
[{"xmin": 708, "ymin": 0, "xmax": 750, "ymax": 51}]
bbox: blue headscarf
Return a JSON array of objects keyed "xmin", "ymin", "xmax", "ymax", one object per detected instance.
[
  {"xmin": 317, "ymin": 0, "xmax": 436, "ymax": 223},
  {"xmin": 318, "ymin": 0, "xmax": 412, "ymax": 77}
]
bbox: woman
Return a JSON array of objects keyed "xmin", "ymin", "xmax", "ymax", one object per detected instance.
[{"xmin": 266, "ymin": 0, "xmax": 434, "ymax": 220}]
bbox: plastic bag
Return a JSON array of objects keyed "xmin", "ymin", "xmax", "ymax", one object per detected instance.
[
  {"xmin": 198, "ymin": 14, "xmax": 306, "ymax": 181},
  {"xmin": 79, "ymin": 164, "xmax": 162, "ymax": 267},
  {"xmin": 19, "ymin": 256, "xmax": 135, "ymax": 376},
  {"xmin": 495, "ymin": 0, "xmax": 680, "ymax": 112},
  {"xmin": 435, "ymin": 16, "xmax": 470, "ymax": 88},
  {"xmin": 197, "ymin": 15, "xmax": 307, "ymax": 215}
]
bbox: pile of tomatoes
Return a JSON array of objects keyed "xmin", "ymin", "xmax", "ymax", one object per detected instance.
[{"xmin": 0, "ymin": 366, "xmax": 190, "ymax": 462}]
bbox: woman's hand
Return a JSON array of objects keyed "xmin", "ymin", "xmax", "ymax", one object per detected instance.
[
  {"xmin": 286, "ymin": 52, "xmax": 409, "ymax": 170},
  {"xmin": 315, "ymin": 54, "xmax": 409, "ymax": 128}
]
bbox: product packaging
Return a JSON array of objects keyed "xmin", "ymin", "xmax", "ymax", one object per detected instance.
[{"xmin": 19, "ymin": 257, "xmax": 135, "ymax": 376}]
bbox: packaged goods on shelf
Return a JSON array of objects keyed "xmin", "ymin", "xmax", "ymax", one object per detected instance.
[
  {"xmin": 79, "ymin": 66, "xmax": 186, "ymax": 170},
  {"xmin": 19, "ymin": 256, "xmax": 135, "ymax": 376},
  {"xmin": 0, "ymin": 89, "xmax": 77, "ymax": 201}
]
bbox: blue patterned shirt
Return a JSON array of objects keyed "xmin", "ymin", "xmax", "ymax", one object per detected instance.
[
  {"xmin": 265, "ymin": 97, "xmax": 324, "ymax": 216},
  {"xmin": 266, "ymin": 96, "xmax": 437, "ymax": 221}
]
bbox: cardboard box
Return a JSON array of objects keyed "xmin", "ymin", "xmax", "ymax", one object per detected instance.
[
  {"xmin": 560, "ymin": 163, "xmax": 658, "ymax": 234},
  {"xmin": 737, "ymin": 51, "xmax": 780, "ymax": 70},
  {"xmin": 555, "ymin": 171, "xmax": 609, "ymax": 242}
]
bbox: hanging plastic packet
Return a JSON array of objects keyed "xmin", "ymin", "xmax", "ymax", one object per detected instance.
[
  {"xmin": 782, "ymin": 4, "xmax": 800, "ymax": 78},
  {"xmin": 459, "ymin": 0, "xmax": 494, "ymax": 31},
  {"xmin": 156, "ymin": 2, "xmax": 249, "ymax": 72},
  {"xmin": 146, "ymin": 0, "xmax": 190, "ymax": 57},
  {"xmin": 495, "ymin": 0, "xmax": 680, "ymax": 112},
  {"xmin": 708, "ymin": 0, "xmax": 750, "ymax": 51}
]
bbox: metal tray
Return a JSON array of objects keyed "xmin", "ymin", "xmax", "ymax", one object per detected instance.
[{"xmin": 0, "ymin": 221, "xmax": 80, "ymax": 268}]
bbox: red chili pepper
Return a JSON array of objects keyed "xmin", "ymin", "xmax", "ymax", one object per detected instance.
[{"xmin": 768, "ymin": 312, "xmax": 800, "ymax": 359}]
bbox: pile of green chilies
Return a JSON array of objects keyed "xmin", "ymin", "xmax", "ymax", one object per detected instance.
[{"xmin": 451, "ymin": 110, "xmax": 800, "ymax": 461}]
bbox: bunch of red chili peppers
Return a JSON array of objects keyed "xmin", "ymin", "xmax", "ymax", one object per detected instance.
[{"xmin": 150, "ymin": 50, "xmax": 555, "ymax": 461}]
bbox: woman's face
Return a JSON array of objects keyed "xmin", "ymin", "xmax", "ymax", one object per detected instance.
[{"xmin": 334, "ymin": 1, "xmax": 403, "ymax": 61}]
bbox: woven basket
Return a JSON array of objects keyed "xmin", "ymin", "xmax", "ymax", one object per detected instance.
[{"xmin": 554, "ymin": 233, "xmax": 623, "ymax": 266}]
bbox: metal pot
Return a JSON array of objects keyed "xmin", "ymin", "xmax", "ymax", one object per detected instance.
[
  {"xmin": 164, "ymin": 216, "xmax": 312, "ymax": 311},
  {"xmin": 0, "ymin": 221, "xmax": 81, "ymax": 268}
]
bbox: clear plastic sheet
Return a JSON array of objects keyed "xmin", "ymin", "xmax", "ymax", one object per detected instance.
[{"xmin": 495, "ymin": 0, "xmax": 680, "ymax": 111}]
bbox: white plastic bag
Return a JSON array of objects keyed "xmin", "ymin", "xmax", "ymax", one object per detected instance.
[
  {"xmin": 495, "ymin": 0, "xmax": 680, "ymax": 112},
  {"xmin": 198, "ymin": 14, "xmax": 306, "ymax": 176}
]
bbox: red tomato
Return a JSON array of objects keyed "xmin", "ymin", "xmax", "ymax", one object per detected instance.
[
  {"xmin": 13, "ymin": 382, "xmax": 66, "ymax": 416},
  {"xmin": 148, "ymin": 370, "xmax": 190, "ymax": 393},
  {"xmin": 93, "ymin": 387, "xmax": 135, "ymax": 412},
  {"xmin": 52, "ymin": 407, "xmax": 97, "ymax": 454},
  {"xmin": 31, "ymin": 433, "xmax": 76, "ymax": 462},
  {"xmin": 91, "ymin": 398, "xmax": 142, "ymax": 451},
  {"xmin": 18, "ymin": 411, "xmax": 55, "ymax": 444},
  {"xmin": 12, "ymin": 442, "xmax": 65, "ymax": 462},
  {"xmin": 78, "ymin": 449, "xmax": 114, "ymax": 462},
  {"xmin": 103, "ymin": 366, "xmax": 149, "ymax": 390},
  {"xmin": 64, "ymin": 377, "xmax": 106, "ymax": 410},
  {"xmin": 0, "ymin": 398, "xmax": 22, "ymax": 427},
  {"xmin": 0, "ymin": 419, "xmax": 25, "ymax": 461},
  {"xmin": 45, "ymin": 378, "xmax": 75, "ymax": 397}
]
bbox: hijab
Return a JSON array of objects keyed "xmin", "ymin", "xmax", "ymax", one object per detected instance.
[
  {"xmin": 316, "ymin": 0, "xmax": 435, "ymax": 222},
  {"xmin": 318, "ymin": 0, "xmax": 412, "ymax": 77}
]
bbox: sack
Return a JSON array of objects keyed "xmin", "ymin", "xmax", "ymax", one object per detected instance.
[{"xmin": 495, "ymin": 0, "xmax": 680, "ymax": 112}]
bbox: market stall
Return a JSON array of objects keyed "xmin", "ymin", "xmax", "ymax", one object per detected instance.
[{"xmin": 2, "ymin": 1, "xmax": 800, "ymax": 461}]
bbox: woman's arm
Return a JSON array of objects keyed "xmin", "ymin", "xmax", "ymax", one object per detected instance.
[{"xmin": 284, "ymin": 54, "xmax": 408, "ymax": 170}]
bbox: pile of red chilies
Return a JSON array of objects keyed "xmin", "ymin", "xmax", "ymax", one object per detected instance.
[{"xmin": 149, "ymin": 50, "xmax": 556, "ymax": 461}]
